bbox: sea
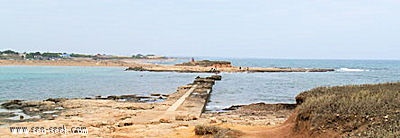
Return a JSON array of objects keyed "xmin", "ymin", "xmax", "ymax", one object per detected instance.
[{"xmin": 1, "ymin": 58, "xmax": 399, "ymax": 111}]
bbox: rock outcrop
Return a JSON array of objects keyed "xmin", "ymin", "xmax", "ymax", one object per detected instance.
[{"xmin": 175, "ymin": 60, "xmax": 232, "ymax": 68}]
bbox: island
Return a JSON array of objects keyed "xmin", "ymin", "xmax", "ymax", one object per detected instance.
[
  {"xmin": 125, "ymin": 59, "xmax": 335, "ymax": 73},
  {"xmin": 0, "ymin": 50, "xmax": 335, "ymax": 73}
]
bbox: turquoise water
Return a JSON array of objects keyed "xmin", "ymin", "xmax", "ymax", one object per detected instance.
[
  {"xmin": 1, "ymin": 59, "xmax": 399, "ymax": 110},
  {"xmin": 208, "ymin": 59, "xmax": 400, "ymax": 110},
  {"xmin": 0, "ymin": 66, "xmax": 199, "ymax": 101}
]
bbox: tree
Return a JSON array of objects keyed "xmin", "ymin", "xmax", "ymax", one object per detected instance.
[
  {"xmin": 132, "ymin": 54, "xmax": 144, "ymax": 59},
  {"xmin": 70, "ymin": 53, "xmax": 93, "ymax": 58},
  {"xmin": 42, "ymin": 52, "xmax": 61, "ymax": 58},
  {"xmin": 25, "ymin": 52, "xmax": 42, "ymax": 59},
  {"xmin": 1, "ymin": 50, "xmax": 19, "ymax": 55}
]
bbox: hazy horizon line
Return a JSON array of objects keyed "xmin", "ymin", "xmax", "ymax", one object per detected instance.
[{"xmin": 1, "ymin": 49, "xmax": 399, "ymax": 61}]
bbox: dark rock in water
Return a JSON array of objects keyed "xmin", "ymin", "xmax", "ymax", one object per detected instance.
[
  {"xmin": 135, "ymin": 96, "xmax": 152, "ymax": 99},
  {"xmin": 206, "ymin": 75, "xmax": 222, "ymax": 81},
  {"xmin": 1, "ymin": 100, "xmax": 24, "ymax": 109},
  {"xmin": 307, "ymin": 68, "xmax": 335, "ymax": 72},
  {"xmin": 1, "ymin": 99, "xmax": 63, "ymax": 123},
  {"xmin": 44, "ymin": 98, "xmax": 66, "ymax": 103},
  {"xmin": 95, "ymin": 96, "xmax": 108, "ymax": 100},
  {"xmin": 194, "ymin": 78, "xmax": 215, "ymax": 85},
  {"xmin": 3, "ymin": 104, "xmax": 22, "ymax": 110},
  {"xmin": 120, "ymin": 95, "xmax": 139, "ymax": 102},
  {"xmin": 150, "ymin": 93, "xmax": 161, "ymax": 96},
  {"xmin": 120, "ymin": 95, "xmax": 136, "ymax": 99},
  {"xmin": 222, "ymin": 105, "xmax": 242, "ymax": 111},
  {"xmin": 107, "ymin": 95, "xmax": 120, "ymax": 100},
  {"xmin": 125, "ymin": 66, "xmax": 146, "ymax": 71}
]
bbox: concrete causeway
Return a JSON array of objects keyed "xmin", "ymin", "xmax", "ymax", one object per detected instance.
[
  {"xmin": 166, "ymin": 85, "xmax": 198, "ymax": 112},
  {"xmin": 153, "ymin": 75, "xmax": 221, "ymax": 123}
]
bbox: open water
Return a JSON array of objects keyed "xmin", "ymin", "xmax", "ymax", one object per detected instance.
[{"xmin": 1, "ymin": 59, "xmax": 399, "ymax": 110}]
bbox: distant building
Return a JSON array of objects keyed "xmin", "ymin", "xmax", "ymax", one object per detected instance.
[
  {"xmin": 145, "ymin": 55, "xmax": 165, "ymax": 59},
  {"xmin": 19, "ymin": 53, "xmax": 26, "ymax": 59},
  {"xmin": 33, "ymin": 55, "xmax": 44, "ymax": 60},
  {"xmin": 60, "ymin": 53, "xmax": 71, "ymax": 58},
  {"xmin": 94, "ymin": 54, "xmax": 114, "ymax": 60},
  {"xmin": 0, "ymin": 53, "xmax": 23, "ymax": 60}
]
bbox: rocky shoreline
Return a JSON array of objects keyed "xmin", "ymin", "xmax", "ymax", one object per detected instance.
[
  {"xmin": 0, "ymin": 94, "xmax": 169, "ymax": 124},
  {"xmin": 0, "ymin": 75, "xmax": 296, "ymax": 137}
]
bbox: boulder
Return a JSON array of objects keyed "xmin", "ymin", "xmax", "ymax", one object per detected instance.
[{"xmin": 1, "ymin": 100, "xmax": 24, "ymax": 109}]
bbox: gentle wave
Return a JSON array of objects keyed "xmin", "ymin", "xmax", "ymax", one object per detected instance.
[{"xmin": 337, "ymin": 68, "xmax": 369, "ymax": 72}]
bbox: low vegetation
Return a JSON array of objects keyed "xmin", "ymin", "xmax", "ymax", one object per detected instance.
[
  {"xmin": 294, "ymin": 82, "xmax": 400, "ymax": 137},
  {"xmin": 194, "ymin": 125, "xmax": 242, "ymax": 138},
  {"xmin": 70, "ymin": 53, "xmax": 93, "ymax": 58},
  {"xmin": 132, "ymin": 54, "xmax": 165, "ymax": 59},
  {"xmin": 0, "ymin": 50, "xmax": 165, "ymax": 60}
]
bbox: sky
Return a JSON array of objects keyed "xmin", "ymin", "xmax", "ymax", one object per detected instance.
[{"xmin": 1, "ymin": 0, "xmax": 399, "ymax": 59}]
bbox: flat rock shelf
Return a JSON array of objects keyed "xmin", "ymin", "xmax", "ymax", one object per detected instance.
[{"xmin": 125, "ymin": 65, "xmax": 335, "ymax": 73}]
